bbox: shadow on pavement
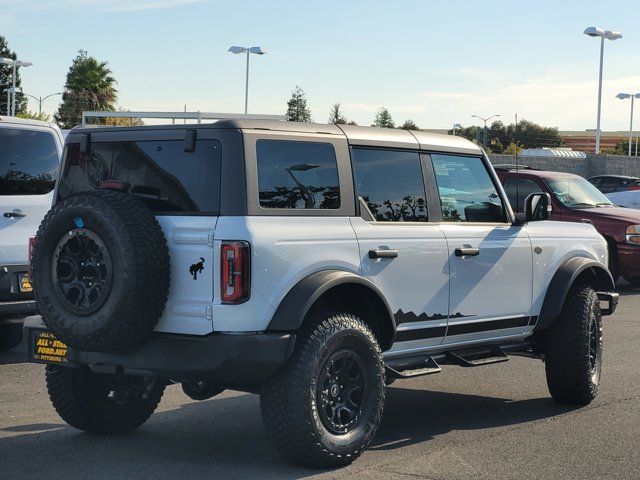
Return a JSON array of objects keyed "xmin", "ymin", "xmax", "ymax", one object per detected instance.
[
  {"xmin": 0, "ymin": 384, "xmax": 576, "ymax": 479},
  {"xmin": 0, "ymin": 342, "xmax": 26, "ymax": 366}
]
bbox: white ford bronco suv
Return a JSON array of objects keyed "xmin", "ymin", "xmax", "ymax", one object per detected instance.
[{"xmin": 25, "ymin": 120, "xmax": 618, "ymax": 467}]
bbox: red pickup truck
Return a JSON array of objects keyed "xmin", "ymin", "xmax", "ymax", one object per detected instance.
[{"xmin": 496, "ymin": 166, "xmax": 640, "ymax": 285}]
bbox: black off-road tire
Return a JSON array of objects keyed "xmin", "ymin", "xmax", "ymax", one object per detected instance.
[
  {"xmin": 32, "ymin": 190, "xmax": 170, "ymax": 352},
  {"xmin": 45, "ymin": 365, "xmax": 166, "ymax": 434},
  {"xmin": 0, "ymin": 322, "xmax": 23, "ymax": 352},
  {"xmin": 261, "ymin": 312, "xmax": 385, "ymax": 468},
  {"xmin": 543, "ymin": 284, "xmax": 603, "ymax": 405}
]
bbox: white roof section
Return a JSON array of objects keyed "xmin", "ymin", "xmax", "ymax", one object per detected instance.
[
  {"xmin": 520, "ymin": 147, "xmax": 586, "ymax": 159},
  {"xmin": 0, "ymin": 115, "xmax": 58, "ymax": 129}
]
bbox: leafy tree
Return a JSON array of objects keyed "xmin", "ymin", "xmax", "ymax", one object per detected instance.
[
  {"xmin": 399, "ymin": 119, "xmax": 419, "ymax": 131},
  {"xmin": 285, "ymin": 86, "xmax": 311, "ymax": 122},
  {"xmin": 17, "ymin": 110, "xmax": 51, "ymax": 122},
  {"xmin": 103, "ymin": 108, "xmax": 144, "ymax": 126},
  {"xmin": 608, "ymin": 137, "xmax": 639, "ymax": 156},
  {"xmin": 0, "ymin": 35, "xmax": 27, "ymax": 115},
  {"xmin": 503, "ymin": 142, "xmax": 523, "ymax": 155},
  {"xmin": 55, "ymin": 50, "xmax": 118, "ymax": 129},
  {"xmin": 328, "ymin": 102, "xmax": 348, "ymax": 124},
  {"xmin": 372, "ymin": 107, "xmax": 394, "ymax": 128},
  {"xmin": 450, "ymin": 119, "xmax": 563, "ymax": 152}
]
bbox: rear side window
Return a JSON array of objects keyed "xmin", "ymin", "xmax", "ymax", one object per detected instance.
[
  {"xmin": 257, "ymin": 140, "xmax": 340, "ymax": 209},
  {"xmin": 57, "ymin": 140, "xmax": 221, "ymax": 214},
  {"xmin": 0, "ymin": 128, "xmax": 58, "ymax": 195},
  {"xmin": 352, "ymin": 148, "xmax": 428, "ymax": 222}
]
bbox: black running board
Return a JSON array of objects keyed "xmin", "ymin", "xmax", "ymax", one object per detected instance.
[
  {"xmin": 447, "ymin": 347, "xmax": 509, "ymax": 367},
  {"xmin": 386, "ymin": 356, "xmax": 442, "ymax": 379}
]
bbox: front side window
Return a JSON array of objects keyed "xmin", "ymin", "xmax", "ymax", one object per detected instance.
[
  {"xmin": 546, "ymin": 176, "xmax": 613, "ymax": 208},
  {"xmin": 431, "ymin": 154, "xmax": 506, "ymax": 222},
  {"xmin": 57, "ymin": 139, "xmax": 221, "ymax": 213},
  {"xmin": 257, "ymin": 140, "xmax": 340, "ymax": 209},
  {"xmin": 352, "ymin": 148, "xmax": 428, "ymax": 222},
  {"xmin": 0, "ymin": 128, "xmax": 58, "ymax": 195},
  {"xmin": 503, "ymin": 177, "xmax": 544, "ymax": 212}
]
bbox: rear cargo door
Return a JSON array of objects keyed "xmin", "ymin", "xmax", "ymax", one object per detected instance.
[{"xmin": 56, "ymin": 130, "xmax": 223, "ymax": 335}]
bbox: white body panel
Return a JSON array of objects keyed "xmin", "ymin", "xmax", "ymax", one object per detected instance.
[
  {"xmin": 154, "ymin": 216, "xmax": 217, "ymax": 335},
  {"xmin": 440, "ymin": 223, "xmax": 533, "ymax": 345},
  {"xmin": 607, "ymin": 190, "xmax": 640, "ymax": 210},
  {"xmin": 210, "ymin": 216, "xmax": 360, "ymax": 332},
  {"xmin": 0, "ymin": 121, "xmax": 63, "ymax": 266},
  {"xmin": 349, "ymin": 217, "xmax": 450, "ymax": 353}
]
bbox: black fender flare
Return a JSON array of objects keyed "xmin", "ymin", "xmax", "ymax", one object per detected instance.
[
  {"xmin": 536, "ymin": 257, "xmax": 615, "ymax": 330},
  {"xmin": 267, "ymin": 269, "xmax": 396, "ymax": 347}
]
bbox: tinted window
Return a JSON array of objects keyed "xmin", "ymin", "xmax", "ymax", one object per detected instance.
[
  {"xmin": 0, "ymin": 128, "xmax": 58, "ymax": 195},
  {"xmin": 57, "ymin": 140, "xmax": 221, "ymax": 214},
  {"xmin": 352, "ymin": 148, "xmax": 428, "ymax": 222},
  {"xmin": 257, "ymin": 140, "xmax": 340, "ymax": 209},
  {"xmin": 503, "ymin": 177, "xmax": 543, "ymax": 212},
  {"xmin": 431, "ymin": 154, "xmax": 505, "ymax": 222}
]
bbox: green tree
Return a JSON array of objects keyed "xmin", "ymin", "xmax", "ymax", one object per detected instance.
[
  {"xmin": 285, "ymin": 86, "xmax": 311, "ymax": 122},
  {"xmin": 399, "ymin": 119, "xmax": 419, "ymax": 130},
  {"xmin": 609, "ymin": 137, "xmax": 639, "ymax": 156},
  {"xmin": 55, "ymin": 50, "xmax": 118, "ymax": 129},
  {"xmin": 328, "ymin": 102, "xmax": 348, "ymax": 124},
  {"xmin": 0, "ymin": 35, "xmax": 27, "ymax": 115},
  {"xmin": 372, "ymin": 107, "xmax": 394, "ymax": 128},
  {"xmin": 17, "ymin": 110, "xmax": 51, "ymax": 122},
  {"xmin": 450, "ymin": 119, "xmax": 563, "ymax": 152}
]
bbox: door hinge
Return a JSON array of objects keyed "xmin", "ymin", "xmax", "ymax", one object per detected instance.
[
  {"xmin": 205, "ymin": 305, "xmax": 213, "ymax": 319},
  {"xmin": 207, "ymin": 232, "xmax": 215, "ymax": 247}
]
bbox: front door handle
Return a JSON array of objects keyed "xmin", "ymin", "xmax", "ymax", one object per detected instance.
[
  {"xmin": 369, "ymin": 249, "xmax": 398, "ymax": 259},
  {"xmin": 4, "ymin": 211, "xmax": 26, "ymax": 218},
  {"xmin": 455, "ymin": 247, "xmax": 480, "ymax": 257}
]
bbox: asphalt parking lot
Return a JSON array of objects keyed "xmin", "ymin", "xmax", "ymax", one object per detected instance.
[{"xmin": 1, "ymin": 284, "xmax": 639, "ymax": 480}]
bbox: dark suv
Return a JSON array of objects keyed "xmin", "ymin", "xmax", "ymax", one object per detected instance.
[
  {"xmin": 588, "ymin": 175, "xmax": 640, "ymax": 194},
  {"xmin": 496, "ymin": 166, "xmax": 640, "ymax": 285}
]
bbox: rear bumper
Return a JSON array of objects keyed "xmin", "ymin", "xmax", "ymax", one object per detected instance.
[
  {"xmin": 23, "ymin": 317, "xmax": 295, "ymax": 385},
  {"xmin": 0, "ymin": 300, "xmax": 37, "ymax": 319}
]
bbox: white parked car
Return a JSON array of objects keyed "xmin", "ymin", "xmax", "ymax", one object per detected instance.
[
  {"xmin": 607, "ymin": 190, "xmax": 640, "ymax": 210},
  {"xmin": 0, "ymin": 116, "xmax": 63, "ymax": 351}
]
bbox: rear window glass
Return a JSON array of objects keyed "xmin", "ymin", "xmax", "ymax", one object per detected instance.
[
  {"xmin": 0, "ymin": 128, "xmax": 58, "ymax": 195},
  {"xmin": 257, "ymin": 140, "xmax": 340, "ymax": 209},
  {"xmin": 57, "ymin": 140, "xmax": 221, "ymax": 214}
]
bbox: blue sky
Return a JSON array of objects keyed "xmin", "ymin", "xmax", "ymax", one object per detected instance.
[{"xmin": 2, "ymin": 0, "xmax": 640, "ymax": 130}]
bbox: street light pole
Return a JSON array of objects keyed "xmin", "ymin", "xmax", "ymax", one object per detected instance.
[
  {"xmin": 615, "ymin": 93, "xmax": 640, "ymax": 156},
  {"xmin": 23, "ymin": 92, "xmax": 63, "ymax": 115},
  {"xmin": 584, "ymin": 27, "xmax": 622, "ymax": 154},
  {"xmin": 471, "ymin": 114, "xmax": 500, "ymax": 148},
  {"xmin": 228, "ymin": 46, "xmax": 266, "ymax": 115}
]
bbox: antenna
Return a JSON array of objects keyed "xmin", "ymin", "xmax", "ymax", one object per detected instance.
[{"xmin": 515, "ymin": 113, "xmax": 520, "ymax": 212}]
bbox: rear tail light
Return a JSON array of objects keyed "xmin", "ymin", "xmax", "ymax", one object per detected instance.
[
  {"xmin": 627, "ymin": 185, "xmax": 640, "ymax": 191},
  {"xmin": 28, "ymin": 236, "xmax": 36, "ymax": 281},
  {"xmin": 221, "ymin": 241, "xmax": 250, "ymax": 304}
]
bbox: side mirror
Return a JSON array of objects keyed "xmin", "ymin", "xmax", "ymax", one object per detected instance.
[{"xmin": 524, "ymin": 192, "xmax": 552, "ymax": 222}]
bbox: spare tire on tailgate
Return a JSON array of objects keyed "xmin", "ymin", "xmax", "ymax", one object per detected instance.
[{"xmin": 32, "ymin": 190, "xmax": 170, "ymax": 352}]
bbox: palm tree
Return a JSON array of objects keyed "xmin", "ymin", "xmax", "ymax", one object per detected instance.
[{"xmin": 55, "ymin": 50, "xmax": 118, "ymax": 129}]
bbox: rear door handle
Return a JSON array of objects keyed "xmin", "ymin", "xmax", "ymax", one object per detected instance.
[
  {"xmin": 455, "ymin": 247, "xmax": 480, "ymax": 257},
  {"xmin": 4, "ymin": 211, "xmax": 26, "ymax": 218},
  {"xmin": 369, "ymin": 249, "xmax": 398, "ymax": 259}
]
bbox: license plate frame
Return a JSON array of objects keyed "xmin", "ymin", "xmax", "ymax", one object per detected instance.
[
  {"xmin": 18, "ymin": 273, "xmax": 33, "ymax": 293},
  {"xmin": 31, "ymin": 330, "xmax": 69, "ymax": 364}
]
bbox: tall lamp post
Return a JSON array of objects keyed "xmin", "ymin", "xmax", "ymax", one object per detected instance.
[
  {"xmin": 471, "ymin": 114, "xmax": 500, "ymax": 147},
  {"xmin": 228, "ymin": 46, "xmax": 266, "ymax": 114},
  {"xmin": 584, "ymin": 27, "xmax": 622, "ymax": 154},
  {"xmin": 616, "ymin": 93, "xmax": 640, "ymax": 156},
  {"xmin": 23, "ymin": 92, "xmax": 63, "ymax": 115},
  {"xmin": 0, "ymin": 57, "xmax": 33, "ymax": 116}
]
